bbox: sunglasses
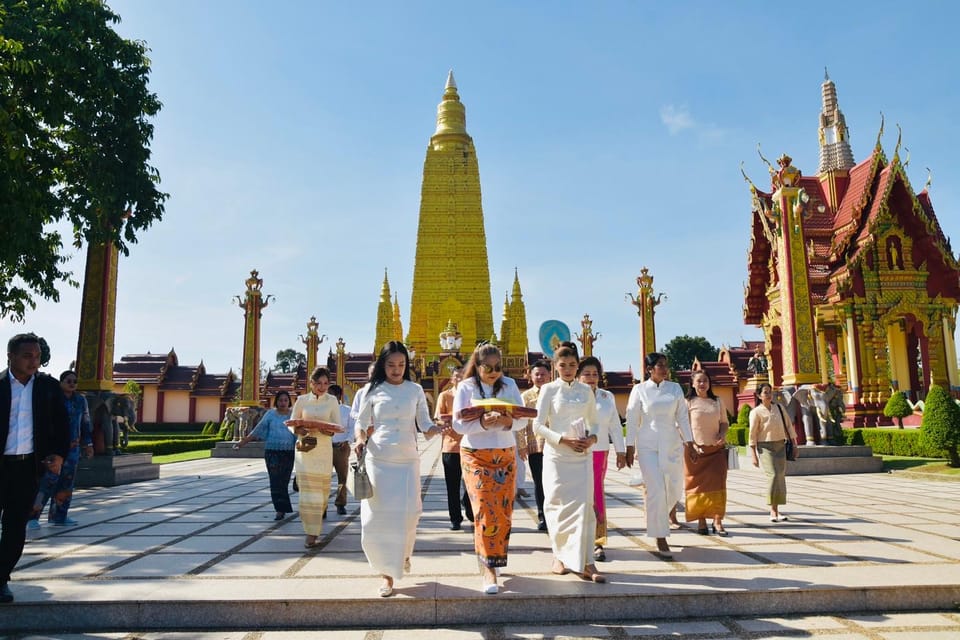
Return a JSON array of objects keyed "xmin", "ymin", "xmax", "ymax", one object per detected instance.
[{"xmin": 479, "ymin": 363, "xmax": 502, "ymax": 373}]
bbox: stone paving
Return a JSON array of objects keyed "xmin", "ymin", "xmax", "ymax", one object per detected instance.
[{"xmin": 2, "ymin": 436, "xmax": 960, "ymax": 637}]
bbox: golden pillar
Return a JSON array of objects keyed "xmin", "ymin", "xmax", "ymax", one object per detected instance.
[
  {"xmin": 75, "ymin": 242, "xmax": 119, "ymax": 392},
  {"xmin": 629, "ymin": 267, "xmax": 662, "ymax": 362},
  {"xmin": 300, "ymin": 316, "xmax": 324, "ymax": 377},
  {"xmin": 576, "ymin": 313, "xmax": 600, "ymax": 358},
  {"xmin": 233, "ymin": 270, "xmax": 272, "ymax": 407},
  {"xmin": 335, "ymin": 337, "xmax": 347, "ymax": 388}
]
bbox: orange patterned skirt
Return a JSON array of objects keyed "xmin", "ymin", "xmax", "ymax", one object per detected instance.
[{"xmin": 461, "ymin": 446, "xmax": 516, "ymax": 568}]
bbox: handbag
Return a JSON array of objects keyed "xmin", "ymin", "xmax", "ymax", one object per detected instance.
[
  {"xmin": 349, "ymin": 447, "xmax": 373, "ymax": 500},
  {"xmin": 726, "ymin": 446, "xmax": 741, "ymax": 470},
  {"xmin": 776, "ymin": 404, "xmax": 797, "ymax": 461},
  {"xmin": 296, "ymin": 436, "xmax": 317, "ymax": 453}
]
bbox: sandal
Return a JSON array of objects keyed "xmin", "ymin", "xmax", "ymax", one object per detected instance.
[
  {"xmin": 712, "ymin": 524, "xmax": 728, "ymax": 536},
  {"xmin": 696, "ymin": 527, "xmax": 709, "ymax": 535},
  {"xmin": 593, "ymin": 546, "xmax": 606, "ymax": 562},
  {"xmin": 655, "ymin": 538, "xmax": 674, "ymax": 558},
  {"xmin": 551, "ymin": 559, "xmax": 569, "ymax": 575},
  {"xmin": 304, "ymin": 535, "xmax": 320, "ymax": 548}
]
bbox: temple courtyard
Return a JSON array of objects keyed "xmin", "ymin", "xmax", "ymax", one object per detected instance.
[{"xmin": 2, "ymin": 437, "xmax": 959, "ymax": 638}]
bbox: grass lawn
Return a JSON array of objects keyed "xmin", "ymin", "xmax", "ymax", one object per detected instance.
[
  {"xmin": 882, "ymin": 455, "xmax": 960, "ymax": 477},
  {"xmin": 152, "ymin": 450, "xmax": 212, "ymax": 465}
]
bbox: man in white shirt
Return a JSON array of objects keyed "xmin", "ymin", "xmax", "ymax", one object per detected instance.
[
  {"xmin": 1, "ymin": 333, "xmax": 70, "ymax": 603},
  {"xmin": 329, "ymin": 384, "xmax": 352, "ymax": 516}
]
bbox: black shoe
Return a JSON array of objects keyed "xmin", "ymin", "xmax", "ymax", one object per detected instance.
[
  {"xmin": 450, "ymin": 522, "xmax": 462, "ymax": 531},
  {"xmin": 537, "ymin": 519, "xmax": 547, "ymax": 532},
  {"xmin": 292, "ymin": 477, "xmax": 299, "ymax": 493},
  {"xmin": 322, "ymin": 510, "xmax": 327, "ymax": 520},
  {"xmin": 0, "ymin": 583, "xmax": 12, "ymax": 604},
  {"xmin": 336, "ymin": 505, "xmax": 347, "ymax": 516}
]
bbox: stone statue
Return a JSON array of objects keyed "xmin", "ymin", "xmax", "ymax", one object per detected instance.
[
  {"xmin": 783, "ymin": 383, "xmax": 844, "ymax": 444},
  {"xmin": 746, "ymin": 350, "xmax": 768, "ymax": 376}
]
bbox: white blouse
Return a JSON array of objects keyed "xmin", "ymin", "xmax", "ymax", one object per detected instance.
[
  {"xmin": 357, "ymin": 380, "xmax": 434, "ymax": 463},
  {"xmin": 589, "ymin": 388, "xmax": 626, "ymax": 453},
  {"xmin": 452, "ymin": 376, "xmax": 525, "ymax": 450},
  {"xmin": 534, "ymin": 379, "xmax": 599, "ymax": 460},
  {"xmin": 625, "ymin": 379, "xmax": 693, "ymax": 451}
]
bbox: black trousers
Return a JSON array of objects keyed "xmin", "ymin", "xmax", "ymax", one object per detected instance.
[
  {"xmin": 0, "ymin": 456, "xmax": 38, "ymax": 584},
  {"xmin": 441, "ymin": 452, "xmax": 473, "ymax": 524},
  {"xmin": 528, "ymin": 451, "xmax": 545, "ymax": 520},
  {"xmin": 331, "ymin": 441, "xmax": 351, "ymax": 507}
]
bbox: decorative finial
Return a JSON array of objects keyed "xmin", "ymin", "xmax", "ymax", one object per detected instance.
[
  {"xmin": 445, "ymin": 69, "xmax": 456, "ymax": 90},
  {"xmin": 739, "ymin": 161, "xmax": 757, "ymax": 193},
  {"xmin": 903, "ymin": 147, "xmax": 910, "ymax": 169},
  {"xmin": 757, "ymin": 143, "xmax": 776, "ymax": 178},
  {"xmin": 875, "ymin": 112, "xmax": 885, "ymax": 149},
  {"xmin": 893, "ymin": 123, "xmax": 902, "ymax": 161},
  {"xmin": 924, "ymin": 167, "xmax": 933, "ymax": 192},
  {"xmin": 824, "ymin": 66, "xmax": 830, "ymax": 82}
]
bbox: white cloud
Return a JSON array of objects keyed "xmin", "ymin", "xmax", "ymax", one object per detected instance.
[{"xmin": 660, "ymin": 104, "xmax": 696, "ymax": 135}]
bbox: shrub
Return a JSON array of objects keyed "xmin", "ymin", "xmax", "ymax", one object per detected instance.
[
  {"xmin": 837, "ymin": 428, "xmax": 946, "ymax": 458},
  {"xmin": 919, "ymin": 385, "xmax": 960, "ymax": 467},
  {"xmin": 125, "ymin": 437, "xmax": 220, "ymax": 456},
  {"xmin": 135, "ymin": 422, "xmax": 209, "ymax": 433},
  {"xmin": 735, "ymin": 404, "xmax": 752, "ymax": 428},
  {"xmin": 726, "ymin": 425, "xmax": 748, "ymax": 446},
  {"xmin": 883, "ymin": 392, "xmax": 913, "ymax": 428}
]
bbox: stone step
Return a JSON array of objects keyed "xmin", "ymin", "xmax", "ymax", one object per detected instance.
[
  {"xmin": 783, "ymin": 444, "xmax": 884, "ymax": 475},
  {"xmin": 3, "ymin": 570, "xmax": 958, "ymax": 633},
  {"xmin": 211, "ymin": 440, "xmax": 265, "ymax": 458},
  {"xmin": 792, "ymin": 445, "xmax": 875, "ymax": 458}
]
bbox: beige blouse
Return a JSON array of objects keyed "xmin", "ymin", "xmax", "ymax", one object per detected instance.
[
  {"xmin": 686, "ymin": 396, "xmax": 729, "ymax": 445},
  {"xmin": 748, "ymin": 402, "xmax": 797, "ymax": 446}
]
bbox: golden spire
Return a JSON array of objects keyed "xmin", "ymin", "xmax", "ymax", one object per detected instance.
[
  {"xmin": 505, "ymin": 269, "xmax": 529, "ymax": 358},
  {"xmin": 434, "ymin": 69, "xmax": 468, "ymax": 137},
  {"xmin": 393, "ymin": 293, "xmax": 404, "ymax": 342},
  {"xmin": 374, "ymin": 269, "xmax": 396, "ymax": 354},
  {"xmin": 499, "ymin": 292, "xmax": 511, "ymax": 351},
  {"xmin": 408, "ymin": 73, "xmax": 494, "ymax": 354}
]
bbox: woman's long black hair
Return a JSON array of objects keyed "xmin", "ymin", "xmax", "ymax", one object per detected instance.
[{"xmin": 369, "ymin": 341, "xmax": 411, "ymax": 391}]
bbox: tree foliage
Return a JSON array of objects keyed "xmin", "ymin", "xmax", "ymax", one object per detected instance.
[
  {"xmin": 919, "ymin": 384, "xmax": 960, "ymax": 467},
  {"xmin": 0, "ymin": 0, "xmax": 167, "ymax": 320},
  {"xmin": 883, "ymin": 391, "xmax": 913, "ymax": 428},
  {"xmin": 661, "ymin": 335, "xmax": 719, "ymax": 371},
  {"xmin": 274, "ymin": 349, "xmax": 306, "ymax": 373}
]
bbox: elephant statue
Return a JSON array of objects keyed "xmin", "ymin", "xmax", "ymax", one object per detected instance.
[
  {"xmin": 783, "ymin": 383, "xmax": 845, "ymax": 444},
  {"xmin": 84, "ymin": 391, "xmax": 138, "ymax": 455},
  {"xmin": 221, "ymin": 406, "xmax": 268, "ymax": 441}
]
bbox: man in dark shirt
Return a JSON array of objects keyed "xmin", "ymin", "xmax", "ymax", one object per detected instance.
[{"xmin": 0, "ymin": 333, "xmax": 70, "ymax": 603}]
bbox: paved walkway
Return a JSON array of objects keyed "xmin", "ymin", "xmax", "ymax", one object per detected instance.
[{"xmin": 3, "ymin": 436, "xmax": 960, "ymax": 637}]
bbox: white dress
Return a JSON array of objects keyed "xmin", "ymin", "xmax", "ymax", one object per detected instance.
[
  {"xmin": 290, "ymin": 392, "xmax": 341, "ymax": 536},
  {"xmin": 625, "ymin": 379, "xmax": 693, "ymax": 538},
  {"xmin": 533, "ymin": 379, "xmax": 599, "ymax": 572},
  {"xmin": 356, "ymin": 380, "xmax": 434, "ymax": 579}
]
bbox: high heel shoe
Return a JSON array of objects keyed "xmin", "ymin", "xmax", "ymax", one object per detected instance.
[
  {"xmin": 655, "ymin": 538, "xmax": 674, "ymax": 558},
  {"xmin": 712, "ymin": 524, "xmax": 728, "ymax": 536}
]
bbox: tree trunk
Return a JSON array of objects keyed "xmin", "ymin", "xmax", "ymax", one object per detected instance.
[
  {"xmin": 949, "ymin": 445, "xmax": 959, "ymax": 468},
  {"xmin": 897, "ymin": 417, "xmax": 904, "ymax": 428}
]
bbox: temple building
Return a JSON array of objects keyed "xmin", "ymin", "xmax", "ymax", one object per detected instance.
[{"xmin": 743, "ymin": 72, "xmax": 960, "ymax": 426}]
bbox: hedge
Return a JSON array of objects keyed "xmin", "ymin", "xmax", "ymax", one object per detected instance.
[
  {"xmin": 839, "ymin": 428, "xmax": 946, "ymax": 458},
  {"xmin": 726, "ymin": 426, "xmax": 748, "ymax": 446},
  {"xmin": 128, "ymin": 433, "xmax": 209, "ymax": 440},
  {"xmin": 125, "ymin": 437, "xmax": 220, "ymax": 456},
  {"xmin": 135, "ymin": 422, "xmax": 209, "ymax": 433}
]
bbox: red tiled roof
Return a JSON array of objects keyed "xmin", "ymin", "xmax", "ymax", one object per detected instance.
[{"xmin": 831, "ymin": 153, "xmax": 880, "ymax": 255}]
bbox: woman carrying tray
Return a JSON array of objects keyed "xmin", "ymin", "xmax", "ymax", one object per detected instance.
[
  {"xmin": 287, "ymin": 366, "xmax": 343, "ymax": 549},
  {"xmin": 452, "ymin": 342, "xmax": 527, "ymax": 595}
]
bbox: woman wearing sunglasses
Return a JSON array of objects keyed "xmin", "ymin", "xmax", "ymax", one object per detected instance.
[{"xmin": 452, "ymin": 342, "xmax": 525, "ymax": 594}]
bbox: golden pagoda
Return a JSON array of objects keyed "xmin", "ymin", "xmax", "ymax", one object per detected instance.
[
  {"xmin": 373, "ymin": 269, "xmax": 396, "ymax": 354},
  {"xmin": 407, "ymin": 71, "xmax": 494, "ymax": 356}
]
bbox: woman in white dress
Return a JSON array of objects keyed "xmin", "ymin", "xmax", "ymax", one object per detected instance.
[
  {"xmin": 576, "ymin": 356, "xmax": 626, "ymax": 562},
  {"xmin": 625, "ymin": 352, "xmax": 695, "ymax": 558},
  {"xmin": 287, "ymin": 367, "xmax": 342, "ymax": 549},
  {"xmin": 452, "ymin": 343, "xmax": 525, "ymax": 594},
  {"xmin": 534, "ymin": 345, "xmax": 606, "ymax": 583},
  {"xmin": 355, "ymin": 341, "xmax": 441, "ymax": 597}
]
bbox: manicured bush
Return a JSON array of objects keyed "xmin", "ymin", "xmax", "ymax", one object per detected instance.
[
  {"xmin": 128, "ymin": 433, "xmax": 208, "ymax": 440},
  {"xmin": 919, "ymin": 384, "xmax": 960, "ymax": 467},
  {"xmin": 726, "ymin": 425, "xmax": 748, "ymax": 446},
  {"xmin": 135, "ymin": 422, "xmax": 209, "ymax": 433},
  {"xmin": 837, "ymin": 428, "xmax": 946, "ymax": 459},
  {"xmin": 735, "ymin": 404, "xmax": 752, "ymax": 428},
  {"xmin": 201, "ymin": 420, "xmax": 218, "ymax": 435},
  {"xmin": 125, "ymin": 437, "xmax": 220, "ymax": 456},
  {"xmin": 883, "ymin": 392, "xmax": 914, "ymax": 428}
]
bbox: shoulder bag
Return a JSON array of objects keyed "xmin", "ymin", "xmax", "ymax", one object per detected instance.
[
  {"xmin": 349, "ymin": 447, "xmax": 373, "ymax": 500},
  {"xmin": 776, "ymin": 404, "xmax": 797, "ymax": 461}
]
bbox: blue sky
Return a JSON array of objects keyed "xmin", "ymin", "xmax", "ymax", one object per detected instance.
[{"xmin": 5, "ymin": 1, "xmax": 960, "ymax": 378}]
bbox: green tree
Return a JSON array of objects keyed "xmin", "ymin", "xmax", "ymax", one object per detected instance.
[
  {"xmin": 883, "ymin": 391, "xmax": 913, "ymax": 429},
  {"xmin": 661, "ymin": 335, "xmax": 719, "ymax": 371},
  {"xmin": 274, "ymin": 349, "xmax": 306, "ymax": 373},
  {"xmin": 0, "ymin": 0, "xmax": 166, "ymax": 320},
  {"xmin": 919, "ymin": 385, "xmax": 960, "ymax": 467},
  {"xmin": 736, "ymin": 403, "xmax": 752, "ymax": 428}
]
